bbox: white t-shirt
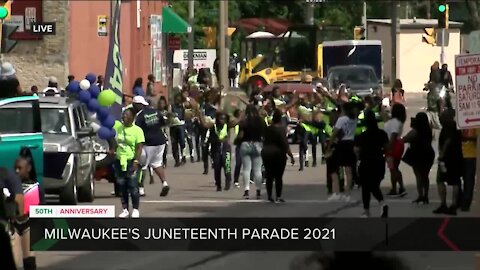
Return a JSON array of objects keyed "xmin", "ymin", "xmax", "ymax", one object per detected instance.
[
  {"xmin": 334, "ymin": 116, "xmax": 356, "ymax": 141},
  {"xmin": 384, "ymin": 118, "xmax": 403, "ymax": 140}
]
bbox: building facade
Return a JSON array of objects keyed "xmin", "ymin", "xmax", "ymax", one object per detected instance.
[
  {"xmin": 367, "ymin": 19, "xmax": 463, "ymax": 92},
  {"xmin": 4, "ymin": 0, "xmax": 170, "ymax": 96}
]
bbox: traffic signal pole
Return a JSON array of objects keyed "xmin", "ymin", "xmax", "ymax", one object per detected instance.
[
  {"xmin": 391, "ymin": 1, "xmax": 399, "ymax": 82},
  {"xmin": 362, "ymin": 1, "xmax": 367, "ymax": 39},
  {"xmin": 440, "ymin": 28, "xmax": 445, "ymax": 64}
]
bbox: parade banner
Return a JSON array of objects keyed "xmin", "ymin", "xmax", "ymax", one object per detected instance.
[
  {"xmin": 103, "ymin": 0, "xmax": 123, "ymax": 120},
  {"xmin": 30, "ymin": 218, "xmax": 480, "ymax": 251}
]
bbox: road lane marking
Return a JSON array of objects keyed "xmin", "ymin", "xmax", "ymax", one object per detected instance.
[{"xmin": 142, "ymin": 199, "xmax": 442, "ymax": 204}]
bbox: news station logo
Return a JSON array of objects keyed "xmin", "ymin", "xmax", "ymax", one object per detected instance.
[{"xmin": 30, "ymin": 22, "xmax": 56, "ymax": 35}]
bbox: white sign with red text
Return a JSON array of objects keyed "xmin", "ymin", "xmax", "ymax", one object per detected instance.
[
  {"xmin": 455, "ymin": 53, "xmax": 480, "ymax": 129},
  {"xmin": 30, "ymin": 205, "xmax": 115, "ymax": 218}
]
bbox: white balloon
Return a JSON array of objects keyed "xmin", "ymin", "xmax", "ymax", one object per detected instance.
[{"xmin": 79, "ymin": 79, "xmax": 91, "ymax": 90}]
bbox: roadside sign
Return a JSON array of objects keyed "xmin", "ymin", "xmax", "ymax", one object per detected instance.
[
  {"xmin": 455, "ymin": 53, "xmax": 480, "ymax": 129},
  {"xmin": 168, "ymin": 36, "xmax": 181, "ymax": 50}
]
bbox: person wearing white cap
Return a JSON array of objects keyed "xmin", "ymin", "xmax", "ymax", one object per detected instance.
[
  {"xmin": 132, "ymin": 96, "xmax": 170, "ymax": 197},
  {"xmin": 42, "ymin": 76, "xmax": 61, "ymax": 96},
  {"xmin": 0, "ymin": 62, "xmax": 16, "ymax": 80}
]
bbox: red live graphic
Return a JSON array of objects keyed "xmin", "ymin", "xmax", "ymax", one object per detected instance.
[{"xmin": 456, "ymin": 65, "xmax": 480, "ymax": 76}]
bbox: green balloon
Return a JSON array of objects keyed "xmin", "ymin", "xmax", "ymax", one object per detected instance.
[{"xmin": 98, "ymin": 90, "xmax": 117, "ymax": 107}]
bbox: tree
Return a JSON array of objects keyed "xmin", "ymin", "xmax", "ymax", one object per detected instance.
[{"xmin": 466, "ymin": 0, "xmax": 480, "ymax": 31}]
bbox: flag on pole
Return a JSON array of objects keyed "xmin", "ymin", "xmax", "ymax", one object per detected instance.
[{"xmin": 103, "ymin": 0, "xmax": 123, "ymax": 120}]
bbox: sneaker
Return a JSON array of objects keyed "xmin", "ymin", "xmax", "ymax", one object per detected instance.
[
  {"xmin": 131, "ymin": 209, "xmax": 140, "ymax": 218},
  {"xmin": 398, "ymin": 188, "xmax": 407, "ymax": 197},
  {"xmin": 243, "ymin": 190, "xmax": 249, "ymax": 199},
  {"xmin": 360, "ymin": 212, "xmax": 370, "ymax": 218},
  {"xmin": 433, "ymin": 205, "xmax": 448, "ymax": 214},
  {"xmin": 174, "ymin": 162, "xmax": 181, "ymax": 167},
  {"xmin": 216, "ymin": 186, "xmax": 222, "ymax": 192},
  {"xmin": 381, "ymin": 204, "xmax": 389, "ymax": 218},
  {"xmin": 327, "ymin": 193, "xmax": 342, "ymax": 201},
  {"xmin": 160, "ymin": 185, "xmax": 170, "ymax": 197},
  {"xmin": 249, "ymin": 180, "xmax": 254, "ymax": 185},
  {"xmin": 119, "ymin": 209, "xmax": 129, "ymax": 218},
  {"xmin": 262, "ymin": 179, "xmax": 266, "ymax": 185},
  {"xmin": 446, "ymin": 205, "xmax": 457, "ymax": 216},
  {"xmin": 234, "ymin": 182, "xmax": 240, "ymax": 188},
  {"xmin": 276, "ymin": 198, "xmax": 285, "ymax": 203},
  {"xmin": 386, "ymin": 190, "xmax": 397, "ymax": 197},
  {"xmin": 225, "ymin": 181, "xmax": 231, "ymax": 191},
  {"xmin": 268, "ymin": 197, "xmax": 275, "ymax": 203},
  {"xmin": 256, "ymin": 190, "xmax": 261, "ymax": 200},
  {"xmin": 139, "ymin": 187, "xmax": 145, "ymax": 197},
  {"xmin": 341, "ymin": 194, "xmax": 353, "ymax": 203}
]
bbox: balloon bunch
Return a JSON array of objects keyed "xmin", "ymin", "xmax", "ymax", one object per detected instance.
[{"xmin": 66, "ymin": 73, "xmax": 118, "ymax": 140}]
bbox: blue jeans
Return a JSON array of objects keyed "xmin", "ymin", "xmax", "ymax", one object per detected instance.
[
  {"xmin": 240, "ymin": 141, "xmax": 263, "ymax": 191},
  {"xmin": 114, "ymin": 160, "xmax": 140, "ymax": 210},
  {"xmin": 462, "ymin": 158, "xmax": 476, "ymax": 210},
  {"xmin": 234, "ymin": 145, "xmax": 242, "ymax": 183}
]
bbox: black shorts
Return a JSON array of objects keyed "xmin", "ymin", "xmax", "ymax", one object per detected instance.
[
  {"xmin": 436, "ymin": 166, "xmax": 461, "ymax": 186},
  {"xmin": 330, "ymin": 140, "xmax": 356, "ymax": 170}
]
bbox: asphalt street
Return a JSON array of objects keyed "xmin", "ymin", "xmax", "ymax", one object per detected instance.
[{"xmin": 36, "ymin": 93, "xmax": 476, "ymax": 270}]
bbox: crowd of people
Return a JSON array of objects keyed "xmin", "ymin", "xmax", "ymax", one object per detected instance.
[
  {"xmin": 0, "ymin": 59, "xmax": 478, "ymax": 268},
  {"xmin": 108, "ymin": 68, "xmax": 478, "ymax": 219}
]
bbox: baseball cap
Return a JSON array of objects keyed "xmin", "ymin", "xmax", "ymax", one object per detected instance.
[{"xmin": 132, "ymin": 95, "xmax": 149, "ymax": 106}]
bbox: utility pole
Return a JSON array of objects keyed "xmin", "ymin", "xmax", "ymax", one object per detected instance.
[
  {"xmin": 362, "ymin": 1, "xmax": 367, "ymax": 39},
  {"xmin": 305, "ymin": 3, "xmax": 314, "ymax": 25},
  {"xmin": 391, "ymin": 1, "xmax": 399, "ymax": 82},
  {"xmin": 188, "ymin": 0, "xmax": 194, "ymax": 71},
  {"xmin": 224, "ymin": 0, "xmax": 229, "ymax": 91},
  {"xmin": 219, "ymin": 0, "xmax": 228, "ymax": 105}
]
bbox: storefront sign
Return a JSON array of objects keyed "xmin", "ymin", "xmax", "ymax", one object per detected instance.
[{"xmin": 173, "ymin": 49, "xmax": 216, "ymax": 70}]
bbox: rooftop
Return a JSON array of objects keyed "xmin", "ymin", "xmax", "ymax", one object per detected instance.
[{"xmin": 367, "ymin": 18, "xmax": 463, "ymax": 29}]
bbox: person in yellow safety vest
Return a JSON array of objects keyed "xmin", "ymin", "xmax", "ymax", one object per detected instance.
[
  {"xmin": 195, "ymin": 108, "xmax": 239, "ymax": 191},
  {"xmin": 356, "ymin": 96, "xmax": 385, "ymax": 135},
  {"xmin": 271, "ymin": 85, "xmax": 287, "ymax": 107},
  {"xmin": 232, "ymin": 109, "xmax": 244, "ymax": 188},
  {"xmin": 296, "ymin": 96, "xmax": 319, "ymax": 170}
]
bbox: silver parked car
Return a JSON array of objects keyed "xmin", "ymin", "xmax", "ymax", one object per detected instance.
[{"xmin": 5, "ymin": 97, "xmax": 97, "ymax": 204}]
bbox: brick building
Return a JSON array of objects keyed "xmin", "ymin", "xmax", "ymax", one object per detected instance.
[{"xmin": 3, "ymin": 0, "xmax": 186, "ymax": 96}]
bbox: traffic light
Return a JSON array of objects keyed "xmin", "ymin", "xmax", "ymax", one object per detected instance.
[
  {"xmin": 203, "ymin": 27, "xmax": 216, "ymax": 48},
  {"xmin": 354, "ymin": 26, "xmax": 365, "ymax": 40},
  {"xmin": 437, "ymin": 2, "xmax": 449, "ymax": 29},
  {"xmin": 1, "ymin": 24, "xmax": 18, "ymax": 53},
  {"xmin": 422, "ymin": 27, "xmax": 436, "ymax": 45},
  {"xmin": 0, "ymin": 0, "xmax": 12, "ymax": 21}
]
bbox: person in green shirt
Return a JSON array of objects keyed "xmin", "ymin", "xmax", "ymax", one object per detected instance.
[{"xmin": 113, "ymin": 108, "xmax": 145, "ymax": 218}]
